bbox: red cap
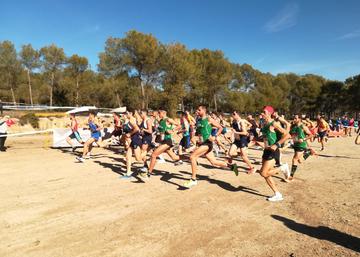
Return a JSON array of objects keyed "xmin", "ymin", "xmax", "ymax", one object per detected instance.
[{"xmin": 263, "ymin": 106, "xmax": 275, "ymax": 115}]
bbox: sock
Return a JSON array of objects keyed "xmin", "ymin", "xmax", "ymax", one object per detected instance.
[
  {"xmin": 303, "ymin": 149, "xmax": 311, "ymax": 160},
  {"xmin": 290, "ymin": 165, "xmax": 298, "ymax": 177}
]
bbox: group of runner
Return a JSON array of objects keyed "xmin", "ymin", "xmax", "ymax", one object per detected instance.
[{"xmin": 66, "ymin": 105, "xmax": 360, "ymax": 202}]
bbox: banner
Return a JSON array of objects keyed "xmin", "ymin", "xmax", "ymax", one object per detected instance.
[{"xmin": 52, "ymin": 128, "xmax": 114, "ymax": 148}]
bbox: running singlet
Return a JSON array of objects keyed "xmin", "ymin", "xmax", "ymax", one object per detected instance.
[
  {"xmin": 181, "ymin": 119, "xmax": 190, "ymax": 137},
  {"xmin": 89, "ymin": 121, "xmax": 100, "ymax": 138},
  {"xmin": 141, "ymin": 118, "xmax": 152, "ymax": 136},
  {"xmin": 290, "ymin": 125, "xmax": 307, "ymax": 150},
  {"xmin": 198, "ymin": 118, "xmax": 212, "ymax": 142},
  {"xmin": 261, "ymin": 121, "xmax": 277, "ymax": 147},
  {"xmin": 159, "ymin": 118, "xmax": 173, "ymax": 140},
  {"xmin": 72, "ymin": 119, "xmax": 79, "ymax": 132}
]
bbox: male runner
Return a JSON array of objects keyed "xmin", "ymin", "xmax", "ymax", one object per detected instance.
[
  {"xmin": 76, "ymin": 112, "xmax": 102, "ymax": 162},
  {"xmin": 66, "ymin": 113, "xmax": 84, "ymax": 151},
  {"xmin": 183, "ymin": 105, "xmax": 238, "ymax": 189},
  {"xmin": 140, "ymin": 108, "xmax": 182, "ymax": 181},
  {"xmin": 228, "ymin": 111, "xmax": 255, "ymax": 174},
  {"xmin": 258, "ymin": 106, "xmax": 290, "ymax": 202},
  {"xmin": 287, "ymin": 115, "xmax": 314, "ymax": 181}
]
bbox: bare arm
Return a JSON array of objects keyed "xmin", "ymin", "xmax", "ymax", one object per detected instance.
[{"xmin": 209, "ymin": 117, "xmax": 223, "ymax": 136}]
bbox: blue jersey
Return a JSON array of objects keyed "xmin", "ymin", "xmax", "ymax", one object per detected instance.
[{"xmin": 89, "ymin": 121, "xmax": 101, "ymax": 139}]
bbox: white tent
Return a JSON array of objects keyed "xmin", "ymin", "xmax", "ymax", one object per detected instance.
[
  {"xmin": 111, "ymin": 107, "xmax": 127, "ymax": 113},
  {"xmin": 66, "ymin": 106, "xmax": 97, "ymax": 114}
]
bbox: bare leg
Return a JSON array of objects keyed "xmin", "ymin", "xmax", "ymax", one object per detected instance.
[
  {"xmin": 260, "ymin": 159, "xmax": 280, "ymax": 194},
  {"xmin": 148, "ymin": 144, "xmax": 170, "ymax": 174},
  {"xmin": 189, "ymin": 145, "xmax": 209, "ymax": 179}
]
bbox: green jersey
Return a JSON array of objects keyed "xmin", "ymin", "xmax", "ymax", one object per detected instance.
[
  {"xmin": 198, "ymin": 117, "xmax": 212, "ymax": 142},
  {"xmin": 159, "ymin": 118, "xmax": 173, "ymax": 140},
  {"xmin": 261, "ymin": 121, "xmax": 277, "ymax": 146},
  {"xmin": 290, "ymin": 124, "xmax": 307, "ymax": 149}
]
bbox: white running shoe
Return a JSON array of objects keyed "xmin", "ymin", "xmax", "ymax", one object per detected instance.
[
  {"xmin": 174, "ymin": 160, "xmax": 183, "ymax": 166},
  {"xmin": 280, "ymin": 163, "xmax": 290, "ymax": 179},
  {"xmin": 139, "ymin": 166, "xmax": 148, "ymax": 172},
  {"xmin": 267, "ymin": 192, "xmax": 283, "ymax": 202},
  {"xmin": 183, "ymin": 179, "xmax": 198, "ymax": 188},
  {"xmin": 76, "ymin": 156, "xmax": 85, "ymax": 163},
  {"xmin": 157, "ymin": 156, "xmax": 166, "ymax": 164}
]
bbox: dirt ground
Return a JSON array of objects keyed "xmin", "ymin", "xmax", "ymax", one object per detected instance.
[{"xmin": 0, "ymin": 134, "xmax": 359, "ymax": 257}]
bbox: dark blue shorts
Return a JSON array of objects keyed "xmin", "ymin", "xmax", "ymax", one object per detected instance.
[
  {"xmin": 130, "ymin": 133, "xmax": 142, "ymax": 149},
  {"xmin": 233, "ymin": 136, "xmax": 248, "ymax": 149},
  {"xmin": 180, "ymin": 135, "xmax": 191, "ymax": 149},
  {"xmin": 142, "ymin": 134, "xmax": 152, "ymax": 145}
]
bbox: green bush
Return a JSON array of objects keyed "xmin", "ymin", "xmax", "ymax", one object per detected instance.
[{"xmin": 19, "ymin": 113, "xmax": 39, "ymax": 128}]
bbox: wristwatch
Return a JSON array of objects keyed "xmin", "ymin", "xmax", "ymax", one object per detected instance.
[{"xmin": 275, "ymin": 142, "xmax": 281, "ymax": 148}]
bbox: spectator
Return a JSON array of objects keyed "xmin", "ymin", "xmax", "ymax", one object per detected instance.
[{"xmin": 0, "ymin": 115, "xmax": 10, "ymax": 151}]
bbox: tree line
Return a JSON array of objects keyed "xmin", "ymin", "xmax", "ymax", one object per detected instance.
[{"xmin": 0, "ymin": 30, "xmax": 359, "ymax": 117}]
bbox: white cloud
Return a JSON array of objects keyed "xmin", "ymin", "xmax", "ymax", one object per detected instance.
[
  {"xmin": 264, "ymin": 3, "xmax": 299, "ymax": 33},
  {"xmin": 337, "ymin": 29, "xmax": 360, "ymax": 40},
  {"xmin": 85, "ymin": 25, "xmax": 100, "ymax": 33}
]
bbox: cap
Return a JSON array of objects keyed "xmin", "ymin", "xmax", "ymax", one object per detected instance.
[{"xmin": 263, "ymin": 106, "xmax": 274, "ymax": 115}]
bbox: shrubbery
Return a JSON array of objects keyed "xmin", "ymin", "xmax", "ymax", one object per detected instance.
[{"xmin": 19, "ymin": 113, "xmax": 39, "ymax": 128}]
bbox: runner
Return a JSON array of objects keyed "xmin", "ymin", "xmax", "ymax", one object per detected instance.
[
  {"xmin": 287, "ymin": 115, "xmax": 314, "ymax": 181},
  {"xmin": 218, "ymin": 113, "xmax": 232, "ymax": 144},
  {"xmin": 272, "ymin": 111, "xmax": 291, "ymax": 167},
  {"xmin": 258, "ymin": 106, "xmax": 290, "ymax": 202},
  {"xmin": 178, "ymin": 111, "xmax": 191, "ymax": 156},
  {"xmin": 317, "ymin": 115, "xmax": 330, "ymax": 151},
  {"xmin": 210, "ymin": 112, "xmax": 227, "ymax": 156},
  {"xmin": 76, "ymin": 112, "xmax": 103, "ymax": 162},
  {"xmin": 183, "ymin": 105, "xmax": 238, "ymax": 189},
  {"xmin": 123, "ymin": 109, "xmax": 145, "ymax": 178},
  {"xmin": 139, "ymin": 110, "xmax": 153, "ymax": 171},
  {"xmin": 228, "ymin": 111, "xmax": 255, "ymax": 174},
  {"xmin": 66, "ymin": 113, "xmax": 84, "ymax": 151},
  {"xmin": 139, "ymin": 108, "xmax": 182, "ymax": 181}
]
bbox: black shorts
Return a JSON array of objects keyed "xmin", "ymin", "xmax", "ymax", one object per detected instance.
[
  {"xmin": 142, "ymin": 134, "xmax": 152, "ymax": 145},
  {"xmin": 233, "ymin": 136, "xmax": 248, "ymax": 149},
  {"xmin": 294, "ymin": 146, "xmax": 306, "ymax": 152},
  {"xmin": 262, "ymin": 148, "xmax": 279, "ymax": 161},
  {"xmin": 249, "ymin": 128, "xmax": 259, "ymax": 139},
  {"xmin": 112, "ymin": 128, "xmax": 123, "ymax": 137},
  {"xmin": 199, "ymin": 140, "xmax": 213, "ymax": 155},
  {"xmin": 180, "ymin": 135, "xmax": 191, "ymax": 149},
  {"xmin": 161, "ymin": 138, "xmax": 173, "ymax": 147},
  {"xmin": 318, "ymin": 131, "xmax": 327, "ymax": 139},
  {"xmin": 130, "ymin": 134, "xmax": 142, "ymax": 149}
]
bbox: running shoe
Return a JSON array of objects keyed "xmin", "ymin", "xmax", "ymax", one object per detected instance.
[
  {"xmin": 76, "ymin": 156, "xmax": 85, "ymax": 163},
  {"xmin": 231, "ymin": 163, "xmax": 239, "ymax": 176},
  {"xmin": 139, "ymin": 166, "xmax": 148, "ymax": 172},
  {"xmin": 267, "ymin": 192, "xmax": 283, "ymax": 202},
  {"xmin": 183, "ymin": 179, "xmax": 198, "ymax": 188},
  {"xmin": 138, "ymin": 172, "xmax": 149, "ymax": 182},
  {"xmin": 120, "ymin": 172, "xmax": 133, "ymax": 179},
  {"xmin": 174, "ymin": 160, "xmax": 183, "ymax": 166},
  {"xmin": 157, "ymin": 158, "xmax": 166, "ymax": 164},
  {"xmin": 279, "ymin": 163, "xmax": 290, "ymax": 179}
]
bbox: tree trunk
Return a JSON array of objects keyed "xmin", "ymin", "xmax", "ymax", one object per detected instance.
[
  {"xmin": 27, "ymin": 69, "xmax": 33, "ymax": 106},
  {"xmin": 116, "ymin": 92, "xmax": 121, "ymax": 107},
  {"xmin": 75, "ymin": 76, "xmax": 79, "ymax": 107},
  {"xmin": 7, "ymin": 73, "xmax": 16, "ymax": 105},
  {"xmin": 10, "ymin": 86, "xmax": 16, "ymax": 105},
  {"xmin": 50, "ymin": 72, "xmax": 54, "ymax": 107},
  {"xmin": 213, "ymin": 94, "xmax": 218, "ymax": 112},
  {"xmin": 140, "ymin": 80, "xmax": 145, "ymax": 109}
]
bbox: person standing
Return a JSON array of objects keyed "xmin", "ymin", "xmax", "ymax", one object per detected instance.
[{"xmin": 0, "ymin": 115, "xmax": 9, "ymax": 151}]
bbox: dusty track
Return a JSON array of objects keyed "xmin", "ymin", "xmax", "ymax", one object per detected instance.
[{"xmin": 0, "ymin": 135, "xmax": 359, "ymax": 257}]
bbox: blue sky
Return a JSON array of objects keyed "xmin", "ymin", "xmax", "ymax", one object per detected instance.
[{"xmin": 1, "ymin": 0, "xmax": 359, "ymax": 81}]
